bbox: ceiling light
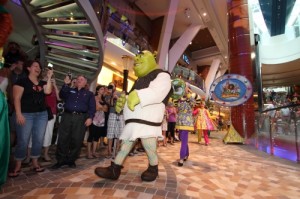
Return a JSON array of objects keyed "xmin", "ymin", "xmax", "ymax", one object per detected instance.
[
  {"xmin": 203, "ymin": 12, "xmax": 207, "ymax": 16},
  {"xmin": 189, "ymin": 42, "xmax": 192, "ymax": 45},
  {"xmin": 185, "ymin": 8, "xmax": 191, "ymax": 19}
]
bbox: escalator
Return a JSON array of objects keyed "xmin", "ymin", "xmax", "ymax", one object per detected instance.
[{"xmin": 21, "ymin": 0, "xmax": 106, "ymax": 86}]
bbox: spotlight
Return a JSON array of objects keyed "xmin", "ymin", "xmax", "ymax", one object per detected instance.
[{"xmin": 185, "ymin": 8, "xmax": 191, "ymax": 19}]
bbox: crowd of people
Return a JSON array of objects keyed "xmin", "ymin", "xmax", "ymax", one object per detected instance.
[
  {"xmin": 262, "ymin": 89, "xmax": 300, "ymax": 135},
  {"xmin": 0, "ymin": 44, "xmax": 220, "ymax": 185}
]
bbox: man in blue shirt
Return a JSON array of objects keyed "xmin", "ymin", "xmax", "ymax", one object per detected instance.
[{"xmin": 51, "ymin": 75, "xmax": 96, "ymax": 169}]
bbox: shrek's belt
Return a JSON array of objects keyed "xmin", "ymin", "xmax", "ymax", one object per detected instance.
[{"xmin": 125, "ymin": 119, "xmax": 162, "ymax": 126}]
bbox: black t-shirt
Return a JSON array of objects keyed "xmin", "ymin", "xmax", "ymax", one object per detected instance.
[{"xmin": 15, "ymin": 77, "xmax": 47, "ymax": 113}]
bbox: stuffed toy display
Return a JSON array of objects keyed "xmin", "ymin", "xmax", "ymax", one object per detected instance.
[
  {"xmin": 95, "ymin": 50, "xmax": 172, "ymax": 182},
  {"xmin": 0, "ymin": 0, "xmax": 13, "ymax": 187}
]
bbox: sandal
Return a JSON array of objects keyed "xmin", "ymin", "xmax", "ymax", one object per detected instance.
[
  {"xmin": 92, "ymin": 154, "xmax": 99, "ymax": 158},
  {"xmin": 43, "ymin": 157, "xmax": 52, "ymax": 162},
  {"xmin": 86, "ymin": 155, "xmax": 94, "ymax": 159},
  {"xmin": 8, "ymin": 170, "xmax": 21, "ymax": 178},
  {"xmin": 31, "ymin": 166, "xmax": 45, "ymax": 172}
]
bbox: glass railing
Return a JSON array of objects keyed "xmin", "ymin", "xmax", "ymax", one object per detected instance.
[
  {"xmin": 250, "ymin": 104, "xmax": 300, "ymax": 162},
  {"xmin": 171, "ymin": 65, "xmax": 204, "ymax": 90}
]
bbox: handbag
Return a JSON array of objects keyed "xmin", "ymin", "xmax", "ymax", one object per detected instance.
[
  {"xmin": 46, "ymin": 106, "xmax": 54, "ymax": 121},
  {"xmin": 93, "ymin": 110, "xmax": 105, "ymax": 127}
]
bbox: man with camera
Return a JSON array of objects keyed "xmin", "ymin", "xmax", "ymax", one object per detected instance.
[
  {"xmin": 104, "ymin": 82, "xmax": 124, "ymax": 159},
  {"xmin": 51, "ymin": 74, "xmax": 96, "ymax": 169}
]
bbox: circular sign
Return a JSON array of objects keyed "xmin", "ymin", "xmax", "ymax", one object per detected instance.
[{"xmin": 209, "ymin": 74, "xmax": 252, "ymax": 107}]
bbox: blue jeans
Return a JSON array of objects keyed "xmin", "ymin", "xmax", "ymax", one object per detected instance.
[{"xmin": 14, "ymin": 111, "xmax": 48, "ymax": 160}]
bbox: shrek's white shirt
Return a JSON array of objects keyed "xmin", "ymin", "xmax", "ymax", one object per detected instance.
[{"xmin": 120, "ymin": 72, "xmax": 171, "ymax": 141}]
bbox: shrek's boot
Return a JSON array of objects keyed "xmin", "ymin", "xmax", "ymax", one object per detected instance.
[
  {"xmin": 141, "ymin": 165, "xmax": 158, "ymax": 182},
  {"xmin": 94, "ymin": 162, "xmax": 123, "ymax": 180}
]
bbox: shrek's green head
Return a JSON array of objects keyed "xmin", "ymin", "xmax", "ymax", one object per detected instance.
[{"xmin": 133, "ymin": 50, "xmax": 158, "ymax": 77}]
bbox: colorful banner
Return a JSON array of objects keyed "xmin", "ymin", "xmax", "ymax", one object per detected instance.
[{"xmin": 210, "ymin": 74, "xmax": 252, "ymax": 107}]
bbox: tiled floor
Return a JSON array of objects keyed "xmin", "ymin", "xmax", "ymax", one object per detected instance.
[{"xmin": 1, "ymin": 131, "xmax": 300, "ymax": 199}]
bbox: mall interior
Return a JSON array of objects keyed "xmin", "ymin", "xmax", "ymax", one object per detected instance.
[{"xmin": 0, "ymin": 0, "xmax": 300, "ymax": 198}]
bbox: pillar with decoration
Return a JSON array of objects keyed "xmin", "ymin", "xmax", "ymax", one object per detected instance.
[{"xmin": 227, "ymin": 0, "xmax": 255, "ymax": 140}]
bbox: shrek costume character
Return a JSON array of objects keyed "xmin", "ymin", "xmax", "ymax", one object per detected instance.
[{"xmin": 95, "ymin": 50, "xmax": 172, "ymax": 182}]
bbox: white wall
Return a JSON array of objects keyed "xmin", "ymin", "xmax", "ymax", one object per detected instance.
[{"xmin": 260, "ymin": 35, "xmax": 300, "ymax": 64}]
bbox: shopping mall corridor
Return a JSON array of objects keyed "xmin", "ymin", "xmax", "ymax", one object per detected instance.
[{"xmin": 1, "ymin": 131, "xmax": 300, "ymax": 199}]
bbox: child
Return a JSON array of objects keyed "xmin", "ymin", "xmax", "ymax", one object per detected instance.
[
  {"xmin": 159, "ymin": 108, "xmax": 168, "ymax": 147},
  {"xmin": 193, "ymin": 102, "xmax": 216, "ymax": 145}
]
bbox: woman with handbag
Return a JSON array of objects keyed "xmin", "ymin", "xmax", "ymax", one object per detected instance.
[{"xmin": 86, "ymin": 85, "xmax": 108, "ymax": 159}]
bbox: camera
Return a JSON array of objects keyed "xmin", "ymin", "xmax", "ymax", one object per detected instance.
[
  {"xmin": 47, "ymin": 63, "xmax": 53, "ymax": 70},
  {"xmin": 67, "ymin": 72, "xmax": 72, "ymax": 80}
]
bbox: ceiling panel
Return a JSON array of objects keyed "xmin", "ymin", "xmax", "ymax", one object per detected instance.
[
  {"xmin": 262, "ymin": 58, "xmax": 300, "ymax": 87},
  {"xmin": 186, "ymin": 28, "xmax": 216, "ymax": 52}
]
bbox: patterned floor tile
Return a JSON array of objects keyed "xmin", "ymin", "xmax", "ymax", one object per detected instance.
[{"xmin": 1, "ymin": 131, "xmax": 300, "ymax": 199}]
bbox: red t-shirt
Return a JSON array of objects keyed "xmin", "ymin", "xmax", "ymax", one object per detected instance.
[{"xmin": 45, "ymin": 89, "xmax": 57, "ymax": 114}]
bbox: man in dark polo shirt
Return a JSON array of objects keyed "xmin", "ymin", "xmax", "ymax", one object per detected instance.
[{"xmin": 51, "ymin": 75, "xmax": 96, "ymax": 169}]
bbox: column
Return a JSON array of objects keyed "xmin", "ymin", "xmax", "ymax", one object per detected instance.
[
  {"xmin": 204, "ymin": 58, "xmax": 220, "ymax": 100},
  {"xmin": 227, "ymin": 0, "xmax": 255, "ymax": 139},
  {"xmin": 156, "ymin": 0, "xmax": 179, "ymax": 69}
]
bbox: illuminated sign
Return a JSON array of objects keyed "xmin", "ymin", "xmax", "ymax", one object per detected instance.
[{"xmin": 182, "ymin": 54, "xmax": 190, "ymax": 64}]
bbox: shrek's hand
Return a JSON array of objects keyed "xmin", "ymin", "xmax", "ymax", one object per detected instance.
[
  {"xmin": 127, "ymin": 90, "xmax": 140, "ymax": 111},
  {"xmin": 115, "ymin": 93, "xmax": 126, "ymax": 114}
]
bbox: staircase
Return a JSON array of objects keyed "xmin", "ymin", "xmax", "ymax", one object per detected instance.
[{"xmin": 21, "ymin": 0, "xmax": 106, "ymax": 86}]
